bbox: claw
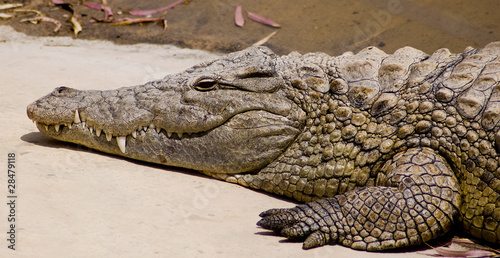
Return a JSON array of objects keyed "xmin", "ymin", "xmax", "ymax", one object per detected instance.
[
  {"xmin": 303, "ymin": 231, "xmax": 330, "ymax": 250},
  {"xmin": 258, "ymin": 208, "xmax": 289, "ymax": 217},
  {"xmin": 257, "ymin": 207, "xmax": 300, "ymax": 234},
  {"xmin": 281, "ymin": 222, "xmax": 309, "ymax": 239},
  {"xmin": 258, "ymin": 203, "xmax": 336, "ymax": 249}
]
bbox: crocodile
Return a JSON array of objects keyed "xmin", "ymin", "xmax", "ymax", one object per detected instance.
[{"xmin": 27, "ymin": 43, "xmax": 500, "ymax": 251}]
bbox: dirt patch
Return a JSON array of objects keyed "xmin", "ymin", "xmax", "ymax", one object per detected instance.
[{"xmin": 1, "ymin": 0, "xmax": 499, "ymax": 55}]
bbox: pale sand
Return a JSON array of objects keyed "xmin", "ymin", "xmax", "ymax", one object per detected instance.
[{"xmin": 0, "ymin": 26, "xmax": 433, "ymax": 257}]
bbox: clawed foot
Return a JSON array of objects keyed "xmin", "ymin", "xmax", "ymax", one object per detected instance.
[{"xmin": 257, "ymin": 201, "xmax": 338, "ymax": 249}]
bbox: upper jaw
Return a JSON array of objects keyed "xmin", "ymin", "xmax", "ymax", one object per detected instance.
[{"xmin": 27, "ymin": 87, "xmax": 185, "ymax": 154}]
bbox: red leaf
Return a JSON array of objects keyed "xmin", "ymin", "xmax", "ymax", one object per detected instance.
[
  {"xmin": 129, "ymin": 0, "xmax": 184, "ymax": 16},
  {"xmin": 103, "ymin": 5, "xmax": 113, "ymax": 19},
  {"xmin": 247, "ymin": 12, "xmax": 280, "ymax": 27},
  {"xmin": 234, "ymin": 5, "xmax": 244, "ymax": 27},
  {"xmin": 83, "ymin": 2, "xmax": 102, "ymax": 10},
  {"xmin": 83, "ymin": 2, "xmax": 113, "ymax": 21}
]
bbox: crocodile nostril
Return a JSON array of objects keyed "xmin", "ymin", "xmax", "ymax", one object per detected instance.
[
  {"xmin": 52, "ymin": 86, "xmax": 78, "ymax": 97},
  {"xmin": 56, "ymin": 86, "xmax": 70, "ymax": 93}
]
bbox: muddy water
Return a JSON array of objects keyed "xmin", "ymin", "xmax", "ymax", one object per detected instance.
[{"xmin": 2, "ymin": 0, "xmax": 499, "ymax": 55}]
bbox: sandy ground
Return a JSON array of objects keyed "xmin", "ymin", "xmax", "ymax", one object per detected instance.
[{"xmin": 0, "ymin": 26, "xmax": 442, "ymax": 257}]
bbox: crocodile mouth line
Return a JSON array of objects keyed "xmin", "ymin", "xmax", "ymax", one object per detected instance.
[
  {"xmin": 30, "ymin": 109, "xmax": 292, "ymax": 155},
  {"xmin": 30, "ymin": 109, "xmax": 202, "ymax": 154}
]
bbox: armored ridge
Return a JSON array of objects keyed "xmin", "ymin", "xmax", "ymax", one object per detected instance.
[{"xmin": 27, "ymin": 43, "xmax": 500, "ymax": 251}]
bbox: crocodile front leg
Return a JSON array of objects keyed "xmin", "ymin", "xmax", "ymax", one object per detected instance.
[{"xmin": 257, "ymin": 148, "xmax": 461, "ymax": 251}]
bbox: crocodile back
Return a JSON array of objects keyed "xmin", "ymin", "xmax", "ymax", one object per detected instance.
[
  {"xmin": 330, "ymin": 42, "xmax": 500, "ymax": 243},
  {"xmin": 329, "ymin": 42, "xmax": 500, "ymax": 243}
]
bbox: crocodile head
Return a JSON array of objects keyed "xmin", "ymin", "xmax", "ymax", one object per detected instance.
[{"xmin": 27, "ymin": 47, "xmax": 306, "ymax": 174}]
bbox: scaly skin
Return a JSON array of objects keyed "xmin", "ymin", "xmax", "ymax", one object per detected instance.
[{"xmin": 27, "ymin": 43, "xmax": 500, "ymax": 250}]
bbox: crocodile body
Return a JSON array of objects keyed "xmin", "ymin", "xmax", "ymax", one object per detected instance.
[{"xmin": 27, "ymin": 43, "xmax": 500, "ymax": 251}]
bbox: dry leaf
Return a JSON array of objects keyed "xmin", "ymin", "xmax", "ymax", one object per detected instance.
[
  {"xmin": 111, "ymin": 17, "xmax": 165, "ymax": 26},
  {"xmin": 424, "ymin": 237, "xmax": 499, "ymax": 258},
  {"xmin": 70, "ymin": 16, "xmax": 82, "ymax": 37},
  {"xmin": 434, "ymin": 247, "xmax": 493, "ymax": 257},
  {"xmin": 234, "ymin": 5, "xmax": 244, "ymax": 27},
  {"xmin": 0, "ymin": 12, "xmax": 13, "ymax": 19},
  {"xmin": 0, "ymin": 3, "xmax": 23, "ymax": 10},
  {"xmin": 252, "ymin": 30, "xmax": 277, "ymax": 46},
  {"xmin": 14, "ymin": 9, "xmax": 43, "ymax": 16},
  {"xmin": 162, "ymin": 19, "xmax": 168, "ymax": 32},
  {"xmin": 21, "ymin": 17, "xmax": 62, "ymax": 32}
]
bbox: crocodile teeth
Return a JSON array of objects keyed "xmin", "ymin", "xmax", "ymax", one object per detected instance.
[
  {"xmin": 117, "ymin": 136, "xmax": 126, "ymax": 153},
  {"xmin": 55, "ymin": 124, "xmax": 60, "ymax": 132},
  {"xmin": 74, "ymin": 110, "xmax": 81, "ymax": 123},
  {"xmin": 96, "ymin": 129, "xmax": 102, "ymax": 137},
  {"xmin": 106, "ymin": 132, "xmax": 112, "ymax": 141},
  {"xmin": 44, "ymin": 125, "xmax": 49, "ymax": 131},
  {"xmin": 177, "ymin": 132, "xmax": 183, "ymax": 138},
  {"xmin": 167, "ymin": 132, "xmax": 172, "ymax": 137},
  {"xmin": 68, "ymin": 123, "xmax": 72, "ymax": 129},
  {"xmin": 82, "ymin": 121, "xmax": 86, "ymax": 129},
  {"xmin": 156, "ymin": 127, "xmax": 161, "ymax": 133},
  {"xmin": 131, "ymin": 131, "xmax": 137, "ymax": 138},
  {"xmin": 89, "ymin": 127, "xmax": 93, "ymax": 134}
]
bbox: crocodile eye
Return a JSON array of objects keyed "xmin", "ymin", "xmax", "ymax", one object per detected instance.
[{"xmin": 194, "ymin": 78, "xmax": 218, "ymax": 91}]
